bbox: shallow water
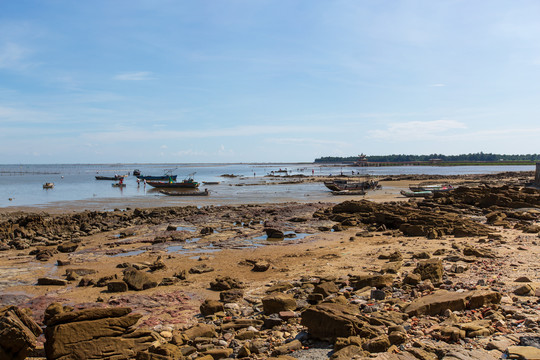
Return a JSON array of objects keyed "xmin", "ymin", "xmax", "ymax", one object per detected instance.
[{"xmin": 0, "ymin": 163, "xmax": 533, "ymax": 208}]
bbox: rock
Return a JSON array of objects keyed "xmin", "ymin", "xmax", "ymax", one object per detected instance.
[
  {"xmin": 204, "ymin": 348, "xmax": 233, "ymax": 359},
  {"xmin": 182, "ymin": 324, "xmax": 216, "ymax": 341},
  {"xmin": 363, "ymin": 335, "xmax": 391, "ymax": 353},
  {"xmin": 123, "ymin": 267, "xmax": 158, "ymax": 291},
  {"xmin": 57, "ymin": 242, "xmax": 79, "ymax": 253},
  {"xmin": 463, "ymin": 246, "xmax": 496, "ymax": 258},
  {"xmin": 107, "ymin": 281, "xmax": 128, "ymax": 293},
  {"xmin": 331, "ymin": 345, "xmax": 366, "ymax": 359},
  {"xmin": 404, "ymin": 290, "xmax": 502, "ymax": 316},
  {"xmin": 350, "ymin": 273, "xmax": 394, "ymax": 289},
  {"xmin": 313, "ymin": 281, "xmax": 339, "ymax": 298},
  {"xmin": 220, "ymin": 289, "xmax": 244, "ymax": 303},
  {"xmin": 200, "ymin": 300, "xmax": 224, "ymax": 316},
  {"xmin": 210, "ymin": 276, "xmax": 242, "ymax": 291},
  {"xmin": 414, "ymin": 258, "xmax": 443, "ymax": 284},
  {"xmin": 0, "ymin": 306, "xmax": 42, "ymax": 360},
  {"xmin": 505, "ymin": 346, "xmax": 540, "ymax": 360},
  {"xmin": 272, "ymin": 339, "xmax": 302, "ymax": 355},
  {"xmin": 200, "ymin": 226, "xmax": 214, "ymax": 235},
  {"xmin": 520, "ymin": 336, "xmax": 540, "ymax": 349},
  {"xmin": 252, "ymin": 261, "xmax": 270, "ymax": 272},
  {"xmin": 262, "ymin": 293, "xmax": 297, "ymax": 315},
  {"xmin": 44, "ymin": 305, "xmax": 158, "ymax": 360},
  {"xmin": 189, "ymin": 264, "xmax": 214, "ymax": 274},
  {"xmin": 149, "ymin": 256, "xmax": 166, "ymax": 271},
  {"xmin": 404, "ymin": 273, "xmax": 421, "ymax": 286},
  {"xmin": 137, "ymin": 343, "xmax": 183, "ymax": 360},
  {"xmin": 265, "ymin": 228, "xmax": 284, "ymax": 239},
  {"xmin": 37, "ymin": 277, "xmax": 68, "ymax": 286},
  {"xmin": 514, "ymin": 284, "xmax": 535, "ymax": 296},
  {"xmin": 301, "ymin": 303, "xmax": 380, "ymax": 340}
]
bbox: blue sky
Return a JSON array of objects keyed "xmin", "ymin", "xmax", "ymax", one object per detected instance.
[{"xmin": 1, "ymin": 0, "xmax": 540, "ymax": 164}]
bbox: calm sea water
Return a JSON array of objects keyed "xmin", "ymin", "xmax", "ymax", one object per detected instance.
[{"xmin": 0, "ymin": 163, "xmax": 534, "ymax": 209}]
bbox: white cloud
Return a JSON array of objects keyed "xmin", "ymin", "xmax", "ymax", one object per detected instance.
[
  {"xmin": 0, "ymin": 42, "xmax": 30, "ymax": 69},
  {"xmin": 369, "ymin": 120, "xmax": 467, "ymax": 140},
  {"xmin": 429, "ymin": 84, "xmax": 446, "ymax": 87},
  {"xmin": 113, "ymin": 71, "xmax": 155, "ymax": 81}
]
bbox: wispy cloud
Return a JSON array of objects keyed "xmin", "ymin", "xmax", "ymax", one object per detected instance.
[
  {"xmin": 429, "ymin": 84, "xmax": 446, "ymax": 87},
  {"xmin": 369, "ymin": 120, "xmax": 467, "ymax": 140},
  {"xmin": 0, "ymin": 42, "xmax": 31, "ymax": 70},
  {"xmin": 113, "ymin": 71, "xmax": 155, "ymax": 81}
]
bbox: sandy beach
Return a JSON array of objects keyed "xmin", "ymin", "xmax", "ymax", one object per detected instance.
[{"xmin": 1, "ymin": 172, "xmax": 539, "ymax": 359}]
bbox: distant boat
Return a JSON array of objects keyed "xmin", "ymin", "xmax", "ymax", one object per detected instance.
[
  {"xmin": 202, "ymin": 181, "xmax": 220, "ymax": 185},
  {"xmin": 133, "ymin": 169, "xmax": 141, "ymax": 176},
  {"xmin": 400, "ymin": 190, "xmax": 433, "ymax": 198},
  {"xmin": 96, "ymin": 175, "xmax": 126, "ymax": 181},
  {"xmin": 331, "ymin": 189, "xmax": 366, "ymax": 196},
  {"xmin": 43, "ymin": 182, "xmax": 54, "ymax": 189},
  {"xmin": 112, "ymin": 183, "xmax": 126, "ymax": 188},
  {"xmin": 409, "ymin": 184, "xmax": 454, "ymax": 192},
  {"xmin": 137, "ymin": 174, "xmax": 177, "ymax": 181},
  {"xmin": 146, "ymin": 178, "xmax": 199, "ymax": 189},
  {"xmin": 324, "ymin": 179, "xmax": 379, "ymax": 191}
]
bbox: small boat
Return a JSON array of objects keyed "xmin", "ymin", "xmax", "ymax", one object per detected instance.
[
  {"xmin": 409, "ymin": 184, "xmax": 454, "ymax": 192},
  {"xmin": 324, "ymin": 179, "xmax": 379, "ymax": 191},
  {"xmin": 202, "ymin": 181, "xmax": 220, "ymax": 185},
  {"xmin": 112, "ymin": 183, "xmax": 126, "ymax": 188},
  {"xmin": 146, "ymin": 179, "xmax": 199, "ymax": 189},
  {"xmin": 159, "ymin": 189, "xmax": 209, "ymax": 196},
  {"xmin": 133, "ymin": 169, "xmax": 141, "ymax": 176},
  {"xmin": 96, "ymin": 175, "xmax": 126, "ymax": 181},
  {"xmin": 43, "ymin": 182, "xmax": 54, "ymax": 189},
  {"xmin": 137, "ymin": 174, "xmax": 178, "ymax": 181},
  {"xmin": 331, "ymin": 189, "xmax": 366, "ymax": 196},
  {"xmin": 400, "ymin": 190, "xmax": 433, "ymax": 198}
]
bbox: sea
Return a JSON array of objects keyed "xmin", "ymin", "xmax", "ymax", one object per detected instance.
[{"xmin": 0, "ymin": 163, "xmax": 535, "ymax": 209}]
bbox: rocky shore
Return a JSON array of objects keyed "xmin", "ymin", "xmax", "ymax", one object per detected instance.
[{"xmin": 0, "ymin": 173, "xmax": 539, "ymax": 359}]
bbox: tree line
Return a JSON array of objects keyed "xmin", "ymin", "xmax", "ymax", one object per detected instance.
[{"xmin": 314, "ymin": 152, "xmax": 540, "ymax": 163}]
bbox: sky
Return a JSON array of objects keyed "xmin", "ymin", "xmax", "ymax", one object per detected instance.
[{"xmin": 1, "ymin": 0, "xmax": 540, "ymax": 164}]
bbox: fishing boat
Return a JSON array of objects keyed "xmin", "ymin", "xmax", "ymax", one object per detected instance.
[
  {"xmin": 159, "ymin": 189, "xmax": 209, "ymax": 196},
  {"xmin": 331, "ymin": 189, "xmax": 366, "ymax": 196},
  {"xmin": 409, "ymin": 184, "xmax": 454, "ymax": 192},
  {"xmin": 112, "ymin": 183, "xmax": 126, "ymax": 188},
  {"xmin": 137, "ymin": 174, "xmax": 177, "ymax": 181},
  {"xmin": 43, "ymin": 182, "xmax": 54, "ymax": 189},
  {"xmin": 202, "ymin": 181, "xmax": 220, "ymax": 185},
  {"xmin": 400, "ymin": 190, "xmax": 433, "ymax": 198},
  {"xmin": 96, "ymin": 175, "xmax": 126, "ymax": 181},
  {"xmin": 132, "ymin": 169, "xmax": 141, "ymax": 176},
  {"xmin": 324, "ymin": 179, "xmax": 380, "ymax": 191},
  {"xmin": 146, "ymin": 179, "xmax": 199, "ymax": 189}
]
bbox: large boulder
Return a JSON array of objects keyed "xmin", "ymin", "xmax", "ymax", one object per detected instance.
[
  {"xmin": 0, "ymin": 306, "xmax": 42, "ymax": 360},
  {"xmin": 404, "ymin": 290, "xmax": 502, "ymax": 316},
  {"xmin": 123, "ymin": 267, "xmax": 158, "ymax": 291},
  {"xmin": 301, "ymin": 303, "xmax": 382, "ymax": 340},
  {"xmin": 44, "ymin": 304, "xmax": 158, "ymax": 360},
  {"xmin": 413, "ymin": 258, "xmax": 443, "ymax": 284},
  {"xmin": 262, "ymin": 293, "xmax": 297, "ymax": 315}
]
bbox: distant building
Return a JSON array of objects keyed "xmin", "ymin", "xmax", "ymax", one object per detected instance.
[
  {"xmin": 356, "ymin": 154, "xmax": 368, "ymax": 167},
  {"xmin": 429, "ymin": 158, "xmax": 443, "ymax": 164}
]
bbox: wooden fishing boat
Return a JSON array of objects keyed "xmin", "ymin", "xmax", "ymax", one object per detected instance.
[
  {"xmin": 331, "ymin": 189, "xmax": 366, "ymax": 196},
  {"xmin": 137, "ymin": 174, "xmax": 177, "ymax": 181},
  {"xmin": 202, "ymin": 181, "xmax": 220, "ymax": 185},
  {"xmin": 146, "ymin": 178, "xmax": 199, "ymax": 189},
  {"xmin": 324, "ymin": 179, "xmax": 379, "ymax": 191},
  {"xmin": 43, "ymin": 182, "xmax": 54, "ymax": 189},
  {"xmin": 409, "ymin": 184, "xmax": 454, "ymax": 192},
  {"xmin": 112, "ymin": 183, "xmax": 126, "ymax": 188},
  {"xmin": 96, "ymin": 175, "xmax": 125, "ymax": 181},
  {"xmin": 400, "ymin": 190, "xmax": 433, "ymax": 198},
  {"xmin": 159, "ymin": 189, "xmax": 209, "ymax": 196}
]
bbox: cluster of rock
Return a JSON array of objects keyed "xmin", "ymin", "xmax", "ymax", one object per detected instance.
[
  {"xmin": 14, "ymin": 252, "xmax": 540, "ymax": 359},
  {"xmin": 318, "ymin": 185, "xmax": 540, "ymax": 239}
]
